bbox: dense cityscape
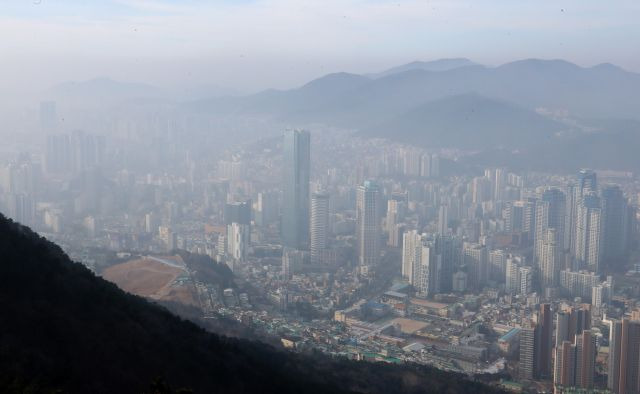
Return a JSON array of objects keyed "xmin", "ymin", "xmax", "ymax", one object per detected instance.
[
  {"xmin": 2, "ymin": 102, "xmax": 640, "ymax": 393},
  {"xmin": 3, "ymin": 2, "xmax": 640, "ymax": 393}
]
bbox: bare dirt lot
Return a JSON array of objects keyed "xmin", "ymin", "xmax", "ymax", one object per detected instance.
[{"xmin": 102, "ymin": 256, "xmax": 197, "ymax": 306}]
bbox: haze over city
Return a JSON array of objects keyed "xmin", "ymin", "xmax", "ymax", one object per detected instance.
[{"xmin": 1, "ymin": 1, "xmax": 640, "ymax": 394}]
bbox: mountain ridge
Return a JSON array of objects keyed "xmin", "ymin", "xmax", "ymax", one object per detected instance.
[{"xmin": 0, "ymin": 214, "xmax": 503, "ymax": 394}]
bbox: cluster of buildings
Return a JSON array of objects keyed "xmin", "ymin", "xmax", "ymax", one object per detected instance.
[{"xmin": 5, "ymin": 106, "xmax": 640, "ymax": 393}]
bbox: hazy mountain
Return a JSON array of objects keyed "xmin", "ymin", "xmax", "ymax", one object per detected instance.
[
  {"xmin": 0, "ymin": 214, "xmax": 503, "ymax": 394},
  {"xmin": 367, "ymin": 58, "xmax": 479, "ymax": 78},
  {"xmin": 365, "ymin": 93, "xmax": 564, "ymax": 149},
  {"xmin": 187, "ymin": 58, "xmax": 640, "ymax": 126}
]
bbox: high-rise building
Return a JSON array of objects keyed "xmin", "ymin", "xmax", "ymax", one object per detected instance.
[
  {"xmin": 519, "ymin": 266, "xmax": 533, "ymax": 295},
  {"xmin": 282, "ymin": 129, "xmax": 310, "ymax": 250},
  {"xmin": 224, "ymin": 200, "xmax": 251, "ymax": 225},
  {"xmin": 489, "ymin": 249, "xmax": 507, "ymax": 282},
  {"xmin": 417, "ymin": 239, "xmax": 440, "ymax": 297},
  {"xmin": 556, "ymin": 311, "xmax": 570, "ymax": 348},
  {"xmin": 520, "ymin": 322, "xmax": 538, "ymax": 380},
  {"xmin": 386, "ymin": 197, "xmax": 406, "ymax": 246},
  {"xmin": 555, "ymin": 305, "xmax": 592, "ymax": 389},
  {"xmin": 534, "ymin": 189, "xmax": 566, "ymax": 272},
  {"xmin": 435, "ymin": 234, "xmax": 461, "ymax": 293},
  {"xmin": 601, "ymin": 185, "xmax": 630, "ymax": 264},
  {"xmin": 574, "ymin": 192, "xmax": 602, "ymax": 272},
  {"xmin": 568, "ymin": 305, "xmax": 592, "ymax": 342},
  {"xmin": 559, "ymin": 270, "xmax": 599, "ymax": 299},
  {"xmin": 225, "ymin": 200, "xmax": 251, "ymax": 263},
  {"xmin": 463, "ymin": 242, "xmax": 488, "ymax": 290},
  {"xmin": 553, "ymin": 329, "xmax": 596, "ymax": 391},
  {"xmin": 609, "ymin": 318, "xmax": 640, "ymax": 394},
  {"xmin": 493, "ymin": 167, "xmax": 506, "ymax": 201},
  {"xmin": 472, "ymin": 176, "xmax": 492, "ymax": 204},
  {"xmin": 505, "ymin": 258, "xmax": 521, "ymax": 294},
  {"xmin": 554, "ymin": 340, "xmax": 576, "ymax": 389},
  {"xmin": 539, "ymin": 304, "xmax": 553, "ymax": 378},
  {"xmin": 540, "ymin": 228, "xmax": 560, "ymax": 288},
  {"xmin": 310, "ymin": 191, "xmax": 330, "ymax": 264},
  {"xmin": 227, "ymin": 222, "xmax": 250, "ymax": 262},
  {"xmin": 566, "ymin": 170, "xmax": 597, "ymax": 258},
  {"xmin": 575, "ymin": 329, "xmax": 596, "ymax": 389},
  {"xmin": 578, "ymin": 169, "xmax": 597, "ymax": 196},
  {"xmin": 356, "ymin": 180, "xmax": 381, "ymax": 269},
  {"xmin": 609, "ymin": 319, "xmax": 623, "ymax": 394},
  {"xmin": 402, "ymin": 230, "xmax": 422, "ymax": 284},
  {"xmin": 437, "ymin": 204, "xmax": 449, "ymax": 236}
]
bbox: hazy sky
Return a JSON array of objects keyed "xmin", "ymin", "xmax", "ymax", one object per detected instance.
[{"xmin": 1, "ymin": 0, "xmax": 639, "ymax": 96}]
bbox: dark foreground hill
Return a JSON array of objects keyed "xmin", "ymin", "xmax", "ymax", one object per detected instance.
[{"xmin": 0, "ymin": 214, "xmax": 503, "ymax": 394}]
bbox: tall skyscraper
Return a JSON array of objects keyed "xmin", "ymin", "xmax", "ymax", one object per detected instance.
[
  {"xmin": 578, "ymin": 169, "xmax": 597, "ymax": 196},
  {"xmin": 601, "ymin": 185, "xmax": 630, "ymax": 264},
  {"xmin": 540, "ymin": 228, "xmax": 560, "ymax": 288},
  {"xmin": 538, "ymin": 304, "xmax": 553, "ymax": 378},
  {"xmin": 609, "ymin": 319, "xmax": 623, "ymax": 394},
  {"xmin": 402, "ymin": 230, "xmax": 422, "ymax": 284},
  {"xmin": 310, "ymin": 191, "xmax": 330, "ymax": 264},
  {"xmin": 554, "ymin": 340, "xmax": 576, "ymax": 389},
  {"xmin": 356, "ymin": 180, "xmax": 380, "ymax": 269},
  {"xmin": 609, "ymin": 318, "xmax": 640, "ymax": 394},
  {"xmin": 566, "ymin": 170, "xmax": 597, "ymax": 258},
  {"xmin": 543, "ymin": 188, "xmax": 566, "ymax": 245},
  {"xmin": 227, "ymin": 222, "xmax": 249, "ymax": 262},
  {"xmin": 553, "ymin": 330, "xmax": 596, "ymax": 391},
  {"xmin": 534, "ymin": 188, "xmax": 566, "ymax": 272},
  {"xmin": 418, "ymin": 242, "xmax": 440, "ymax": 297},
  {"xmin": 282, "ymin": 129, "xmax": 310, "ymax": 250},
  {"xmin": 435, "ymin": 234, "xmax": 461, "ymax": 293},
  {"xmin": 575, "ymin": 330, "xmax": 596, "ymax": 389},
  {"xmin": 574, "ymin": 192, "xmax": 602, "ymax": 272},
  {"xmin": 386, "ymin": 197, "xmax": 406, "ymax": 246}
]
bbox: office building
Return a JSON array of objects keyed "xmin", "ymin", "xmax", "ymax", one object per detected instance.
[{"xmin": 282, "ymin": 129, "xmax": 310, "ymax": 250}]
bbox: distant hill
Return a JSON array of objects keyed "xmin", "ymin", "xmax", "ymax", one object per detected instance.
[
  {"xmin": 0, "ymin": 214, "xmax": 503, "ymax": 394},
  {"xmin": 367, "ymin": 58, "xmax": 479, "ymax": 78},
  {"xmin": 187, "ymin": 58, "xmax": 640, "ymax": 126},
  {"xmin": 365, "ymin": 93, "xmax": 563, "ymax": 149}
]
